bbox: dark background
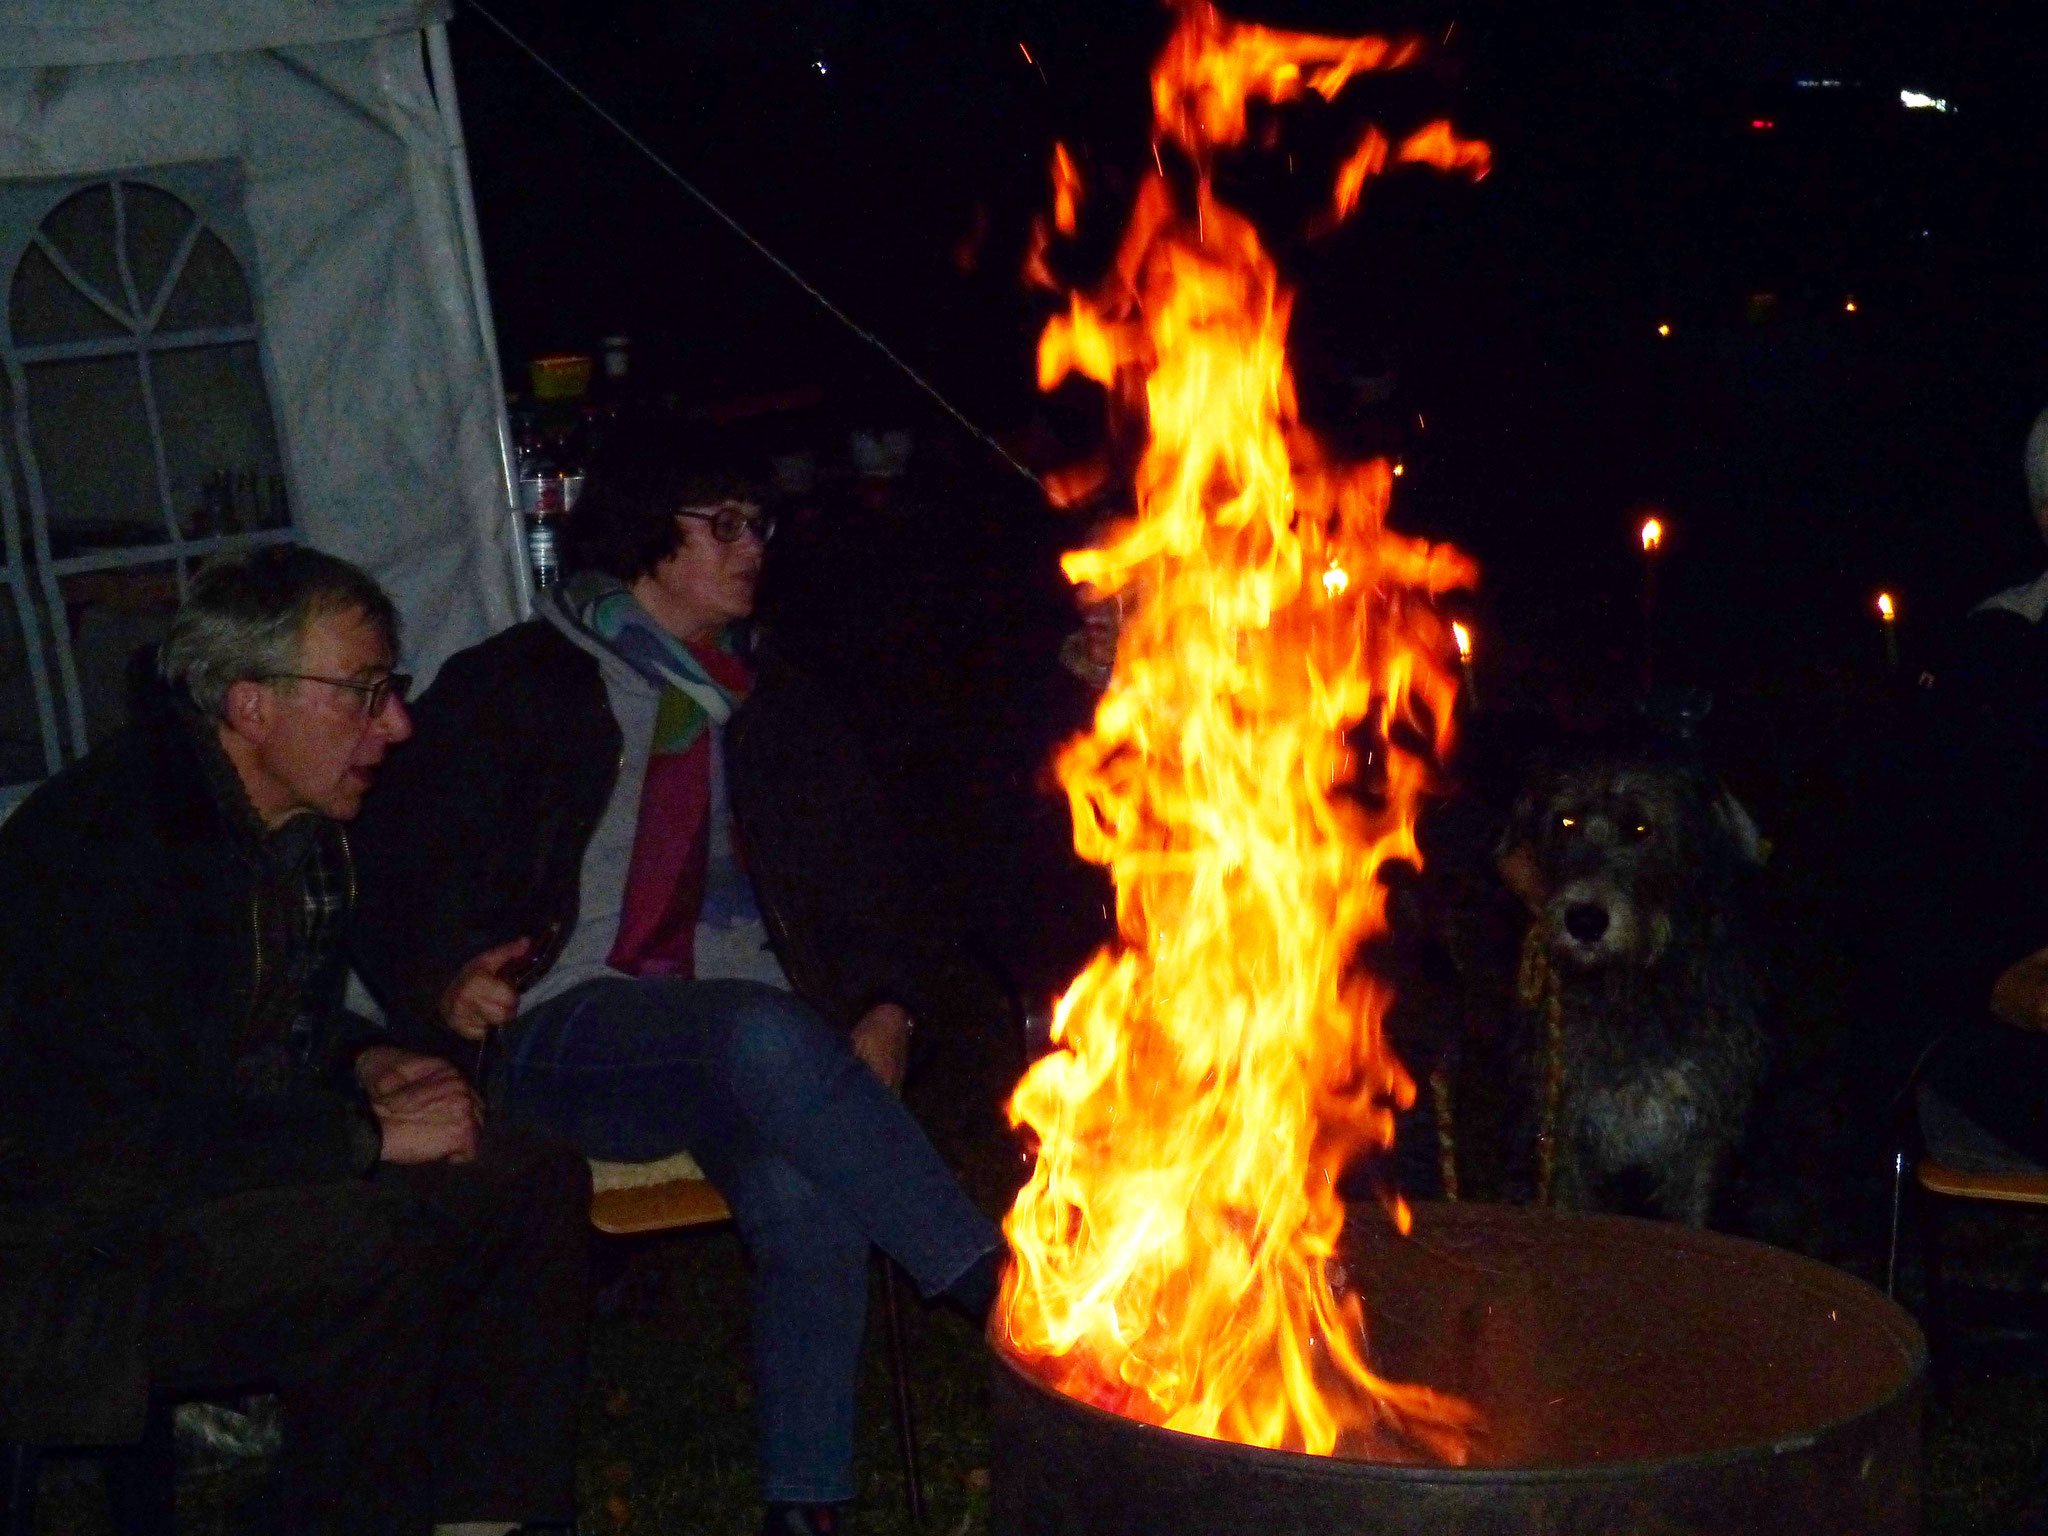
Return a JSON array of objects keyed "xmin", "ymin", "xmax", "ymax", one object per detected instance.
[{"xmin": 453, "ymin": 0, "xmax": 2048, "ymax": 607}]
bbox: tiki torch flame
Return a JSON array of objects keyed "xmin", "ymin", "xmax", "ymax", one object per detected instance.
[
  {"xmin": 1451, "ymin": 620, "xmax": 1472, "ymax": 660},
  {"xmin": 1877, "ymin": 592, "xmax": 1895, "ymax": 621},
  {"xmin": 1641, "ymin": 517, "xmax": 1664, "ymax": 553}
]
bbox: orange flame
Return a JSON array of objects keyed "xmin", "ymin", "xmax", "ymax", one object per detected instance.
[
  {"xmin": 1023, "ymin": 215, "xmax": 1058, "ymax": 291},
  {"xmin": 1396, "ymin": 120, "xmax": 1493, "ymax": 180},
  {"xmin": 1151, "ymin": 2, "xmax": 1420, "ymax": 159},
  {"xmin": 1001, "ymin": 0, "xmax": 1480, "ymax": 1463},
  {"xmin": 1640, "ymin": 517, "xmax": 1664, "ymax": 552},
  {"xmin": 1328, "ymin": 127, "xmax": 1388, "ymax": 223},
  {"xmin": 1877, "ymin": 592, "xmax": 1895, "ymax": 621},
  {"xmin": 1053, "ymin": 143, "xmax": 1084, "ymax": 236},
  {"xmin": 1452, "ymin": 620, "xmax": 1472, "ymax": 660}
]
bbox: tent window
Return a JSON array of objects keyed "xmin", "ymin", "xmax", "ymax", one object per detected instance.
[{"xmin": 0, "ymin": 173, "xmax": 292, "ymax": 810}]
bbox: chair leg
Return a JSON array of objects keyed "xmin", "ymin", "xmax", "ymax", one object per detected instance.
[
  {"xmin": 2017, "ymin": 1428, "xmax": 2048, "ymax": 1536},
  {"xmin": 1886, "ymin": 1150, "xmax": 1906, "ymax": 1299},
  {"xmin": 2, "ymin": 1442, "xmax": 40, "ymax": 1536},
  {"xmin": 876, "ymin": 1254, "xmax": 926, "ymax": 1527},
  {"xmin": 1918, "ymin": 1186, "xmax": 1955, "ymax": 1409},
  {"xmin": 104, "ymin": 1398, "xmax": 177, "ymax": 1536}
]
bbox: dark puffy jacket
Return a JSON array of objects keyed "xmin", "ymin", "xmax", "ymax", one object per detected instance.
[
  {"xmin": 0, "ymin": 684, "xmax": 377, "ymax": 1442},
  {"xmin": 350, "ymin": 619, "xmax": 939, "ymax": 1063}
]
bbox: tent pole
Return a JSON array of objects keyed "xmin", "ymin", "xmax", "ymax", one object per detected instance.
[{"xmin": 426, "ymin": 19, "xmax": 531, "ymax": 616}]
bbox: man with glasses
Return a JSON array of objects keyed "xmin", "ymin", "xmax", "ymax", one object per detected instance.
[
  {"xmin": 352, "ymin": 435, "xmax": 1004, "ymax": 1536},
  {"xmin": 0, "ymin": 546, "xmax": 590, "ymax": 1536}
]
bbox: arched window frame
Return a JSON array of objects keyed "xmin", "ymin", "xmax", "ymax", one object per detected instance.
[{"xmin": 0, "ymin": 160, "xmax": 295, "ymax": 805}]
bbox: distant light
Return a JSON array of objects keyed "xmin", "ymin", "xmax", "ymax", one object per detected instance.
[
  {"xmin": 1844, "ymin": 297, "xmax": 1858, "ymax": 313},
  {"xmin": 1900, "ymin": 90, "xmax": 1949, "ymax": 112},
  {"xmin": 1323, "ymin": 565, "xmax": 1349, "ymax": 597},
  {"xmin": 1656, "ymin": 322, "xmax": 1671, "ymax": 338},
  {"xmin": 813, "ymin": 59, "xmax": 828, "ymax": 74},
  {"xmin": 1640, "ymin": 518, "xmax": 1664, "ymax": 553},
  {"xmin": 1751, "ymin": 118, "xmax": 1775, "ymax": 131},
  {"xmin": 1795, "ymin": 78, "xmax": 1844, "ymax": 89},
  {"xmin": 1877, "ymin": 592, "xmax": 1896, "ymax": 621},
  {"xmin": 1018, "ymin": 41, "xmax": 1034, "ymax": 65}
]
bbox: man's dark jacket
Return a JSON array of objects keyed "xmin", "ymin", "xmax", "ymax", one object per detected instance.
[
  {"xmin": 0, "ymin": 683, "xmax": 377, "ymax": 1442},
  {"xmin": 350, "ymin": 617, "xmax": 939, "ymax": 1059}
]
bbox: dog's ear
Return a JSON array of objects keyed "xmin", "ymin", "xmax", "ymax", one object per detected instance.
[
  {"xmin": 1708, "ymin": 786, "xmax": 1771, "ymax": 869},
  {"xmin": 1494, "ymin": 790, "xmax": 1549, "ymax": 913}
]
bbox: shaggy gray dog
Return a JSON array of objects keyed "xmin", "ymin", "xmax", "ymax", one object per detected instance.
[{"xmin": 1494, "ymin": 747, "xmax": 1767, "ymax": 1226}]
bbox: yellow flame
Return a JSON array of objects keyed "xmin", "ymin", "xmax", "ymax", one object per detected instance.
[
  {"xmin": 1640, "ymin": 517, "xmax": 1664, "ymax": 552},
  {"xmin": 1877, "ymin": 592, "xmax": 1895, "ymax": 621},
  {"xmin": 1001, "ymin": 0, "xmax": 1479, "ymax": 1465},
  {"xmin": 1451, "ymin": 620, "xmax": 1472, "ymax": 660}
]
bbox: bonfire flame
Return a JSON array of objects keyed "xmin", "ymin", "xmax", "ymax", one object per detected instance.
[
  {"xmin": 1053, "ymin": 143, "xmax": 1084, "ymax": 236},
  {"xmin": 999, "ymin": 0, "xmax": 1481, "ymax": 1463}
]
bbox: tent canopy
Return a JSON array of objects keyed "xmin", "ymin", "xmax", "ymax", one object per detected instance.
[
  {"xmin": 0, "ymin": 0, "xmax": 450, "ymax": 68},
  {"xmin": 0, "ymin": 0, "xmax": 520, "ymax": 799}
]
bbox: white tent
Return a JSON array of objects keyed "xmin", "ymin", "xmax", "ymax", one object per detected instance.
[{"xmin": 0, "ymin": 0, "xmax": 526, "ymax": 805}]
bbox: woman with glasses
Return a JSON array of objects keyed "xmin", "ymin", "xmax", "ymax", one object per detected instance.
[{"xmin": 350, "ymin": 432, "xmax": 1003, "ymax": 1536}]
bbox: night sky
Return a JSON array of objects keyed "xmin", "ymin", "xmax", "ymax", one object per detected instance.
[{"xmin": 450, "ymin": 0, "xmax": 2048, "ymax": 695}]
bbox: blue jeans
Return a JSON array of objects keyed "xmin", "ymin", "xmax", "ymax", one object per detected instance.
[{"xmin": 501, "ymin": 977, "xmax": 1002, "ymax": 1504}]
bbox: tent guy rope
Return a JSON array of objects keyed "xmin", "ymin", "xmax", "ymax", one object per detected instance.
[{"xmin": 462, "ymin": 1, "xmax": 1044, "ymax": 490}]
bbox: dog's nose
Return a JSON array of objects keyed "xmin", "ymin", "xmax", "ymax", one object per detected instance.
[{"xmin": 1564, "ymin": 903, "xmax": 1610, "ymax": 943}]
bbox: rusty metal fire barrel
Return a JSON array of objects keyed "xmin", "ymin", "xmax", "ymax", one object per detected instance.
[{"xmin": 991, "ymin": 1203, "xmax": 1923, "ymax": 1535}]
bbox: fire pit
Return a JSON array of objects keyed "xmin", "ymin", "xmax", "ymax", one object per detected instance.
[{"xmin": 992, "ymin": 1203, "xmax": 1923, "ymax": 1535}]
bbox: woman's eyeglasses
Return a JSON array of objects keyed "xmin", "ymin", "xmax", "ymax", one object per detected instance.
[{"xmin": 678, "ymin": 503, "xmax": 777, "ymax": 544}]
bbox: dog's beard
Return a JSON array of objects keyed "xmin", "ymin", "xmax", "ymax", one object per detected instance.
[{"xmin": 1545, "ymin": 884, "xmax": 1660, "ymax": 973}]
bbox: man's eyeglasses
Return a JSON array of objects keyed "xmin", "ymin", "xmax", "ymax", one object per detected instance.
[
  {"xmin": 259, "ymin": 672, "xmax": 413, "ymax": 716},
  {"xmin": 678, "ymin": 503, "xmax": 777, "ymax": 544}
]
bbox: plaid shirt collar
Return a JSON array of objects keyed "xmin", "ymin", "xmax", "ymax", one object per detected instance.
[{"xmin": 180, "ymin": 703, "xmax": 354, "ymax": 1061}]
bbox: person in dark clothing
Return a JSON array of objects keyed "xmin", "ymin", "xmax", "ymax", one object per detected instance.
[
  {"xmin": 1911, "ymin": 408, "xmax": 2048, "ymax": 1166},
  {"xmin": 0, "ymin": 546, "xmax": 590, "ymax": 1536},
  {"xmin": 350, "ymin": 439, "xmax": 1004, "ymax": 1536}
]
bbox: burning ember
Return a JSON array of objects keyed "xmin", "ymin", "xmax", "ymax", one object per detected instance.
[{"xmin": 999, "ymin": 0, "xmax": 1482, "ymax": 1463}]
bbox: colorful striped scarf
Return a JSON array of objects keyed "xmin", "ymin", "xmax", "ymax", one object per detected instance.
[{"xmin": 567, "ymin": 574, "xmax": 754, "ymax": 978}]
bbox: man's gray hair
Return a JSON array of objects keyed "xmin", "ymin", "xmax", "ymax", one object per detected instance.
[{"xmin": 160, "ymin": 545, "xmax": 399, "ymax": 718}]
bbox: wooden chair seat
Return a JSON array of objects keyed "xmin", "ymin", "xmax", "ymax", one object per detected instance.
[
  {"xmin": 588, "ymin": 1150, "xmax": 731, "ymax": 1235},
  {"xmin": 1917, "ymin": 1159, "xmax": 2048, "ymax": 1208}
]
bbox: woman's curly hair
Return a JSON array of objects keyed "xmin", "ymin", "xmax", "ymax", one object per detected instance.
[{"xmin": 563, "ymin": 427, "xmax": 760, "ymax": 583}]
